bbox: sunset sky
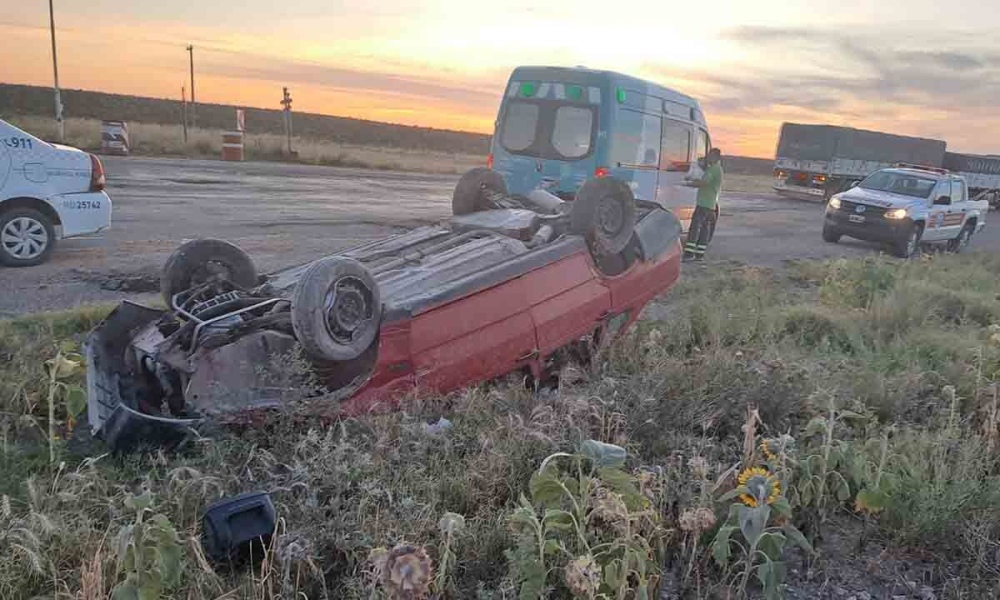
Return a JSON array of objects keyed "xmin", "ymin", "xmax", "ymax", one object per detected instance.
[{"xmin": 4, "ymin": 0, "xmax": 999, "ymax": 157}]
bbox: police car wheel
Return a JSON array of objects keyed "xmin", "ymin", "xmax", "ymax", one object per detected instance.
[
  {"xmin": 947, "ymin": 223, "xmax": 974, "ymax": 253},
  {"xmin": 822, "ymin": 225, "xmax": 841, "ymax": 243},
  {"xmin": 893, "ymin": 224, "xmax": 922, "ymax": 259},
  {"xmin": 0, "ymin": 208, "xmax": 56, "ymax": 267}
]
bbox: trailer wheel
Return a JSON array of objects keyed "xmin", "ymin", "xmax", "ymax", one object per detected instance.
[
  {"xmin": 571, "ymin": 177, "xmax": 636, "ymax": 256},
  {"xmin": 291, "ymin": 256, "xmax": 381, "ymax": 362},
  {"xmin": 453, "ymin": 168, "xmax": 507, "ymax": 215},
  {"xmin": 161, "ymin": 239, "xmax": 257, "ymax": 305}
]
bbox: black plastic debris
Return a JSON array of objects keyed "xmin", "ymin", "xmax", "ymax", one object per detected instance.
[{"xmin": 202, "ymin": 491, "xmax": 276, "ymax": 566}]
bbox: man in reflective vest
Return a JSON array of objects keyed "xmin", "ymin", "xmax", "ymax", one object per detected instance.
[{"xmin": 683, "ymin": 148, "xmax": 724, "ymax": 260}]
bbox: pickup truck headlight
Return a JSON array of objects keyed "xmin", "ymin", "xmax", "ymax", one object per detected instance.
[
  {"xmin": 885, "ymin": 208, "xmax": 909, "ymax": 220},
  {"xmin": 828, "ymin": 197, "xmax": 841, "ymax": 209}
]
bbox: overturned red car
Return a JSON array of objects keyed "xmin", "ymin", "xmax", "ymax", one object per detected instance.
[{"xmin": 85, "ymin": 169, "xmax": 683, "ymax": 451}]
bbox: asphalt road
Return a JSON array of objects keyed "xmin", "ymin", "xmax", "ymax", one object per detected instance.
[{"xmin": 1, "ymin": 156, "xmax": 997, "ymax": 316}]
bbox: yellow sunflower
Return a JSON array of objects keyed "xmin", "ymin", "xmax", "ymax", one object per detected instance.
[
  {"xmin": 737, "ymin": 467, "xmax": 781, "ymax": 507},
  {"xmin": 760, "ymin": 440, "xmax": 777, "ymax": 462}
]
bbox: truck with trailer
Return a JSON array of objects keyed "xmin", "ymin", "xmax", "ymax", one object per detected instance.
[{"xmin": 772, "ymin": 123, "xmax": 1000, "ymax": 206}]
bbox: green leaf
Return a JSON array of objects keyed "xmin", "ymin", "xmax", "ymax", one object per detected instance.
[
  {"xmin": 757, "ymin": 531, "xmax": 786, "ymax": 561},
  {"xmin": 604, "ymin": 559, "xmax": 626, "ymax": 589},
  {"xmin": 542, "ymin": 509, "xmax": 575, "ymax": 532},
  {"xmin": 529, "ymin": 472, "xmax": 565, "ymax": 506},
  {"xmin": 757, "ymin": 558, "xmax": 787, "ymax": 600},
  {"xmin": 855, "ymin": 488, "xmax": 889, "ymax": 514},
  {"xmin": 580, "ymin": 440, "xmax": 627, "ymax": 468},
  {"xmin": 158, "ymin": 542, "xmax": 183, "ymax": 585},
  {"xmin": 799, "ymin": 480, "xmax": 814, "ymax": 506},
  {"xmin": 138, "ymin": 578, "xmax": 162, "ymax": 600},
  {"xmin": 738, "ymin": 504, "xmax": 770, "ymax": 547},
  {"xmin": 125, "ymin": 491, "xmax": 153, "ymax": 512},
  {"xmin": 782, "ymin": 523, "xmax": 814, "ymax": 555},
  {"xmin": 833, "ymin": 473, "xmax": 851, "ymax": 502},
  {"xmin": 543, "ymin": 539, "xmax": 562, "ymax": 556},
  {"xmin": 718, "ymin": 488, "xmax": 744, "ymax": 503},
  {"xmin": 112, "ymin": 580, "xmax": 140, "ymax": 600},
  {"xmin": 64, "ymin": 386, "xmax": 86, "ymax": 419},
  {"xmin": 711, "ymin": 525, "xmax": 737, "ymax": 567},
  {"xmin": 771, "ymin": 496, "xmax": 792, "ymax": 518},
  {"xmin": 803, "ymin": 416, "xmax": 827, "ymax": 438},
  {"xmin": 597, "ymin": 467, "xmax": 642, "ymax": 504},
  {"xmin": 839, "ymin": 409, "xmax": 867, "ymax": 422}
]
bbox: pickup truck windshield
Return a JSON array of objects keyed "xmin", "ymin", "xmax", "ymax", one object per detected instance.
[{"xmin": 859, "ymin": 171, "xmax": 937, "ymax": 199}]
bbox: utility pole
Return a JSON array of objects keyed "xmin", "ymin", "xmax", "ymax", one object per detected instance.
[
  {"xmin": 181, "ymin": 85, "xmax": 188, "ymax": 144},
  {"xmin": 48, "ymin": 0, "xmax": 64, "ymax": 143},
  {"xmin": 187, "ymin": 45, "xmax": 196, "ymax": 127},
  {"xmin": 280, "ymin": 87, "xmax": 294, "ymax": 155}
]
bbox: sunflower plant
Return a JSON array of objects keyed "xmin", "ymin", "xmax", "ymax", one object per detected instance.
[
  {"xmin": 506, "ymin": 440, "xmax": 666, "ymax": 599},
  {"xmin": 711, "ymin": 467, "xmax": 812, "ymax": 600}
]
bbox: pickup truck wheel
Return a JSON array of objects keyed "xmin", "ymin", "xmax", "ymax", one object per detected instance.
[
  {"xmin": 571, "ymin": 177, "xmax": 637, "ymax": 256},
  {"xmin": 0, "ymin": 208, "xmax": 55, "ymax": 267},
  {"xmin": 947, "ymin": 223, "xmax": 974, "ymax": 253},
  {"xmin": 291, "ymin": 256, "xmax": 381, "ymax": 362},
  {"xmin": 822, "ymin": 225, "xmax": 841, "ymax": 243},
  {"xmin": 893, "ymin": 223, "xmax": 923, "ymax": 259},
  {"xmin": 453, "ymin": 168, "xmax": 507, "ymax": 215},
  {"xmin": 161, "ymin": 239, "xmax": 258, "ymax": 305}
]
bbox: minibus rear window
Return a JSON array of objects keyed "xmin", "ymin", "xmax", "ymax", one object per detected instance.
[{"xmin": 499, "ymin": 99, "xmax": 596, "ymax": 161}]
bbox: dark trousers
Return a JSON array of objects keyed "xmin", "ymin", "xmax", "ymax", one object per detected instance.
[{"xmin": 684, "ymin": 205, "xmax": 717, "ymax": 258}]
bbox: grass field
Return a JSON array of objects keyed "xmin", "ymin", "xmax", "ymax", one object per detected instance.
[
  {"xmin": 3, "ymin": 253, "xmax": 1000, "ymax": 598},
  {"xmin": 6, "ymin": 115, "xmax": 486, "ymax": 175}
]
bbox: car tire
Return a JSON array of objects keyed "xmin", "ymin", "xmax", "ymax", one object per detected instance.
[
  {"xmin": 947, "ymin": 223, "xmax": 975, "ymax": 253},
  {"xmin": 570, "ymin": 177, "xmax": 637, "ymax": 256},
  {"xmin": 160, "ymin": 239, "xmax": 258, "ymax": 305},
  {"xmin": 452, "ymin": 168, "xmax": 507, "ymax": 215},
  {"xmin": 892, "ymin": 223, "xmax": 923, "ymax": 259},
  {"xmin": 822, "ymin": 225, "xmax": 841, "ymax": 243},
  {"xmin": 0, "ymin": 207, "xmax": 56, "ymax": 267},
  {"xmin": 291, "ymin": 256, "xmax": 381, "ymax": 362}
]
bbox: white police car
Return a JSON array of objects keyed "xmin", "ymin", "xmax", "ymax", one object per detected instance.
[
  {"xmin": 0, "ymin": 118, "xmax": 112, "ymax": 266},
  {"xmin": 823, "ymin": 165, "xmax": 987, "ymax": 258}
]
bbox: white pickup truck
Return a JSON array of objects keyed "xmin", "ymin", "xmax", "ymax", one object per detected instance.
[
  {"xmin": 823, "ymin": 164, "xmax": 987, "ymax": 258},
  {"xmin": 0, "ymin": 119, "xmax": 112, "ymax": 266}
]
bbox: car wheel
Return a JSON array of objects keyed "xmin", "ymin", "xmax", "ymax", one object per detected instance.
[
  {"xmin": 291, "ymin": 256, "xmax": 381, "ymax": 362},
  {"xmin": 452, "ymin": 168, "xmax": 507, "ymax": 215},
  {"xmin": 160, "ymin": 239, "xmax": 258, "ymax": 305},
  {"xmin": 822, "ymin": 225, "xmax": 841, "ymax": 243},
  {"xmin": 0, "ymin": 208, "xmax": 56, "ymax": 267},
  {"xmin": 570, "ymin": 177, "xmax": 637, "ymax": 256},
  {"xmin": 947, "ymin": 223, "xmax": 975, "ymax": 253},
  {"xmin": 893, "ymin": 223, "xmax": 923, "ymax": 259}
]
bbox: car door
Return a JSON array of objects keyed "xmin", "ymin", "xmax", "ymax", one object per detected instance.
[
  {"xmin": 943, "ymin": 179, "xmax": 969, "ymax": 238},
  {"xmin": 924, "ymin": 179, "xmax": 953, "ymax": 241},
  {"xmin": 409, "ymin": 276, "xmax": 538, "ymax": 394},
  {"xmin": 608, "ymin": 109, "xmax": 661, "ymax": 202},
  {"xmin": 654, "ymin": 119, "xmax": 696, "ymax": 221},
  {"xmin": 521, "ymin": 248, "xmax": 610, "ymax": 358}
]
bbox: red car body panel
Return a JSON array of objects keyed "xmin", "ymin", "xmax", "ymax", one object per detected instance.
[{"xmin": 340, "ymin": 239, "xmax": 681, "ymax": 415}]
